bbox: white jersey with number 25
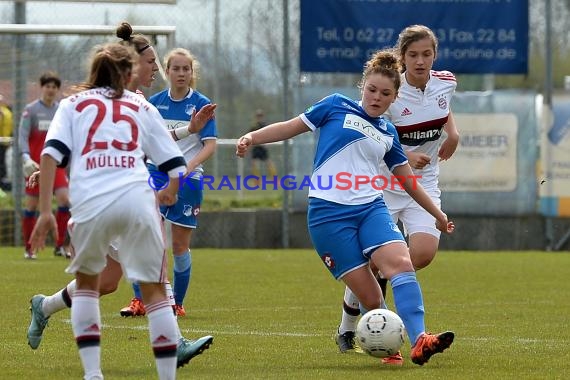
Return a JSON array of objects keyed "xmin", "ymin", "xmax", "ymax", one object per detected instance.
[{"xmin": 42, "ymin": 87, "xmax": 186, "ymax": 223}]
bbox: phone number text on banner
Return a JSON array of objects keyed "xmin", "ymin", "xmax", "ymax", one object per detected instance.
[{"xmin": 300, "ymin": 0, "xmax": 528, "ymax": 74}]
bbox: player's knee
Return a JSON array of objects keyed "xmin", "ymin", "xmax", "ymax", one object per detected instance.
[
  {"xmin": 99, "ymin": 280, "xmax": 119, "ymax": 295},
  {"xmin": 359, "ymin": 293, "xmax": 381, "ymax": 311},
  {"xmin": 411, "ymin": 252, "xmax": 436, "ymax": 270},
  {"xmin": 172, "ymin": 241, "xmax": 187, "ymax": 254}
]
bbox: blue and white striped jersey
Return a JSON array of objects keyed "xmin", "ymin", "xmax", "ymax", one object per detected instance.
[
  {"xmin": 300, "ymin": 93, "xmax": 408, "ymax": 205},
  {"xmin": 149, "ymin": 88, "xmax": 217, "ymax": 178}
]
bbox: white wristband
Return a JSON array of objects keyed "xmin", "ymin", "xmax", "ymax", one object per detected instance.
[{"xmin": 173, "ymin": 126, "xmax": 191, "ymax": 141}]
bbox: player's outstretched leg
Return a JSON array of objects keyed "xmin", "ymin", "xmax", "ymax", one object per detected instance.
[
  {"xmin": 410, "ymin": 331, "xmax": 454, "ymax": 366},
  {"xmin": 27, "ymin": 295, "xmax": 50, "ymax": 349},
  {"xmin": 176, "ymin": 335, "xmax": 214, "ymax": 368}
]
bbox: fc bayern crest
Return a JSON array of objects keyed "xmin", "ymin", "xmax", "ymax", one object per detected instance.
[{"xmin": 437, "ymin": 96, "xmax": 447, "ymax": 110}]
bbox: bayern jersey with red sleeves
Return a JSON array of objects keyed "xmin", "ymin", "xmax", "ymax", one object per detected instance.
[
  {"xmin": 383, "ymin": 70, "xmax": 457, "ymax": 191},
  {"xmin": 300, "ymin": 93, "xmax": 408, "ymax": 205},
  {"xmin": 18, "ymin": 99, "xmax": 59, "ymax": 162},
  {"xmin": 42, "ymin": 87, "xmax": 186, "ymax": 223}
]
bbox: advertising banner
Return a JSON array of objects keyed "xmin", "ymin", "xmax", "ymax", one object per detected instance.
[
  {"xmin": 439, "ymin": 114, "xmax": 518, "ymax": 192},
  {"xmin": 540, "ymin": 98, "xmax": 570, "ymax": 216},
  {"xmin": 300, "ymin": 0, "xmax": 529, "ymax": 74}
]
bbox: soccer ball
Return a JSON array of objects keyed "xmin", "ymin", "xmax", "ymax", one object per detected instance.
[{"xmin": 356, "ymin": 309, "xmax": 405, "ymax": 358}]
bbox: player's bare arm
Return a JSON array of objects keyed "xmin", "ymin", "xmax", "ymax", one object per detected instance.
[
  {"xmin": 186, "ymin": 139, "xmax": 216, "ymax": 175},
  {"xmin": 392, "ymin": 163, "xmax": 454, "ymax": 234},
  {"xmin": 29, "ymin": 156, "xmax": 58, "ymax": 251},
  {"xmin": 438, "ymin": 110, "xmax": 459, "ymax": 161},
  {"xmin": 236, "ymin": 116, "xmax": 309, "ymax": 157}
]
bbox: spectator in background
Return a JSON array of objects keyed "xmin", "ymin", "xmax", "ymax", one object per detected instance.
[
  {"xmin": 249, "ymin": 109, "xmax": 277, "ymax": 185},
  {"xmin": 18, "ymin": 72, "xmax": 71, "ymax": 259},
  {"xmin": 0, "ymin": 94, "xmax": 12, "ymax": 188}
]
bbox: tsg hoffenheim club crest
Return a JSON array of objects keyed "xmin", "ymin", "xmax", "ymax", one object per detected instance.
[{"xmin": 185, "ymin": 104, "xmax": 196, "ymax": 118}]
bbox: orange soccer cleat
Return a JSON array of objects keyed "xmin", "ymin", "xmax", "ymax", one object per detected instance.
[
  {"xmin": 174, "ymin": 304, "xmax": 186, "ymax": 317},
  {"xmin": 120, "ymin": 297, "xmax": 146, "ymax": 317},
  {"xmin": 411, "ymin": 331, "xmax": 454, "ymax": 366},
  {"xmin": 381, "ymin": 351, "xmax": 404, "ymax": 366}
]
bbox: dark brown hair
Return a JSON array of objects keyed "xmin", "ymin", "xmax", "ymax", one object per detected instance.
[
  {"xmin": 115, "ymin": 21, "xmax": 152, "ymax": 54},
  {"xmin": 39, "ymin": 71, "xmax": 61, "ymax": 88}
]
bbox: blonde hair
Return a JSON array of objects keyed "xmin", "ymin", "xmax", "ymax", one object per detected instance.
[
  {"xmin": 164, "ymin": 48, "xmax": 199, "ymax": 89},
  {"xmin": 359, "ymin": 50, "xmax": 402, "ymax": 91}
]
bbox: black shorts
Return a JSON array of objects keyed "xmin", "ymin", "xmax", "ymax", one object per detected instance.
[{"xmin": 252, "ymin": 146, "xmax": 269, "ymax": 160}]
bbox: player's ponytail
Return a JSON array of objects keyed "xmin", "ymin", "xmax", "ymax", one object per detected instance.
[
  {"xmin": 116, "ymin": 21, "xmax": 133, "ymax": 42},
  {"xmin": 73, "ymin": 43, "xmax": 136, "ymax": 98}
]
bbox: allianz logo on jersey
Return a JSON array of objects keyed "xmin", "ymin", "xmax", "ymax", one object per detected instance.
[
  {"xmin": 401, "ymin": 128, "xmax": 442, "ymax": 141},
  {"xmin": 342, "ymin": 114, "xmax": 391, "ymax": 146},
  {"xmin": 165, "ymin": 119, "xmax": 188, "ymax": 131}
]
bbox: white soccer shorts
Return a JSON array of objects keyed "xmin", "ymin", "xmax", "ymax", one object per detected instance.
[{"xmin": 65, "ymin": 187, "xmax": 168, "ymax": 284}]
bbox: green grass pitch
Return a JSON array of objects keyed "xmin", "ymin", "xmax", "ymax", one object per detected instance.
[{"xmin": 2, "ymin": 248, "xmax": 570, "ymax": 379}]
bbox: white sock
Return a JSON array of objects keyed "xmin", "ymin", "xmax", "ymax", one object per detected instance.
[
  {"xmin": 164, "ymin": 281, "xmax": 175, "ymax": 307},
  {"xmin": 175, "ymin": 322, "xmax": 182, "ymax": 343},
  {"xmin": 147, "ymin": 300, "xmax": 177, "ymax": 380},
  {"xmin": 164, "ymin": 281, "xmax": 182, "ymax": 342},
  {"xmin": 42, "ymin": 280, "xmax": 76, "ymax": 317},
  {"xmin": 71, "ymin": 290, "xmax": 102, "ymax": 380},
  {"xmin": 339, "ymin": 286, "xmax": 360, "ymax": 333}
]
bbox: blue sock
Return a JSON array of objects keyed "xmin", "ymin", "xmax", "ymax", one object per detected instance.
[
  {"xmin": 173, "ymin": 250, "xmax": 191, "ymax": 306},
  {"xmin": 132, "ymin": 283, "xmax": 142, "ymax": 300},
  {"xmin": 390, "ymin": 272, "xmax": 425, "ymax": 346},
  {"xmin": 23, "ymin": 210, "xmax": 38, "ymax": 218}
]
